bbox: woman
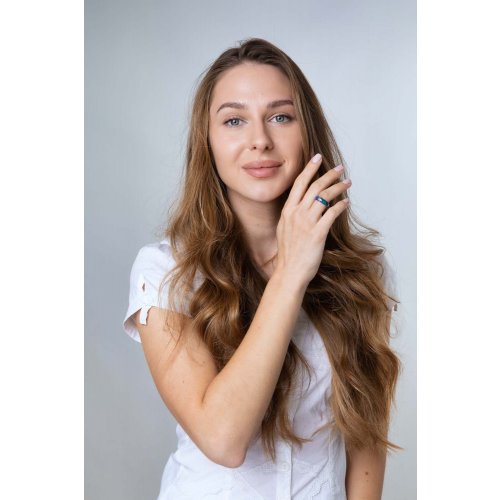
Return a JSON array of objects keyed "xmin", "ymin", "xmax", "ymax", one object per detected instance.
[{"xmin": 124, "ymin": 38, "xmax": 401, "ymax": 500}]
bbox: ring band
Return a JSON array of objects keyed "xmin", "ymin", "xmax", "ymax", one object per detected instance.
[{"xmin": 314, "ymin": 195, "xmax": 330, "ymax": 207}]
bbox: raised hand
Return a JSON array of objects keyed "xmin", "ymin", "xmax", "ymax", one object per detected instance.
[{"xmin": 274, "ymin": 153, "xmax": 351, "ymax": 288}]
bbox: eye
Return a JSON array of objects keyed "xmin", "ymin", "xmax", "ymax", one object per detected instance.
[
  {"xmin": 224, "ymin": 117, "xmax": 243, "ymax": 127},
  {"xmin": 223, "ymin": 114, "xmax": 293, "ymax": 128},
  {"xmin": 272, "ymin": 114, "xmax": 292, "ymax": 123}
]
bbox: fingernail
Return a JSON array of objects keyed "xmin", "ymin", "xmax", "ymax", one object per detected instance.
[
  {"xmin": 312, "ymin": 153, "xmax": 322, "ymax": 163},
  {"xmin": 342, "ymin": 178, "xmax": 351, "ymax": 184},
  {"xmin": 334, "ymin": 164, "xmax": 344, "ymax": 171}
]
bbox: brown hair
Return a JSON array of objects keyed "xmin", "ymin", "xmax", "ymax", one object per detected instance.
[{"xmin": 158, "ymin": 37, "xmax": 402, "ymax": 461}]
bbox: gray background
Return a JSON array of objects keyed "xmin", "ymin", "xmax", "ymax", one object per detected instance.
[{"xmin": 85, "ymin": 0, "xmax": 415, "ymax": 498}]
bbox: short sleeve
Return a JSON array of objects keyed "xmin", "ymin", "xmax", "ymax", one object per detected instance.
[{"xmin": 122, "ymin": 239, "xmax": 191, "ymax": 343}]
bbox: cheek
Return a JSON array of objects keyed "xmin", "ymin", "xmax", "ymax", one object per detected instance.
[
  {"xmin": 284, "ymin": 129, "xmax": 303, "ymax": 159},
  {"xmin": 210, "ymin": 150, "xmax": 237, "ymax": 184},
  {"xmin": 288, "ymin": 140, "xmax": 305, "ymax": 172},
  {"xmin": 211, "ymin": 131, "xmax": 240, "ymax": 160}
]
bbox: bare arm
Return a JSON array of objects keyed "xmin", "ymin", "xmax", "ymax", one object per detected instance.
[
  {"xmin": 135, "ymin": 270, "xmax": 306, "ymax": 468},
  {"xmin": 200, "ymin": 271, "xmax": 306, "ymax": 464},
  {"xmin": 345, "ymin": 445, "xmax": 387, "ymax": 500}
]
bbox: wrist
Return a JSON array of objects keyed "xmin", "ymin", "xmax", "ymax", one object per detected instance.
[{"xmin": 269, "ymin": 267, "xmax": 308, "ymax": 297}]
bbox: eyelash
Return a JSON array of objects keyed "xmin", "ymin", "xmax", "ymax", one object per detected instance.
[{"xmin": 223, "ymin": 114, "xmax": 293, "ymax": 128}]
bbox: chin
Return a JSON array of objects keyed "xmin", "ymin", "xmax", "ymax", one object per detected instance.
[{"xmin": 243, "ymin": 187, "xmax": 290, "ymax": 204}]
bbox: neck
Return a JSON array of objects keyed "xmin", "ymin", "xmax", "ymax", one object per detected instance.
[{"xmin": 228, "ymin": 191, "xmax": 286, "ymax": 267}]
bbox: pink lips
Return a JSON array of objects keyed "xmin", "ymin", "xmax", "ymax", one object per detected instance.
[{"xmin": 242, "ymin": 160, "xmax": 282, "ymax": 178}]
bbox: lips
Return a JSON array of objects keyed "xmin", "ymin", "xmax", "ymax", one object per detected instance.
[{"xmin": 242, "ymin": 160, "xmax": 282, "ymax": 169}]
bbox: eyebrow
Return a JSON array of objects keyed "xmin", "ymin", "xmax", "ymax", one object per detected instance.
[{"xmin": 216, "ymin": 99, "xmax": 294, "ymax": 114}]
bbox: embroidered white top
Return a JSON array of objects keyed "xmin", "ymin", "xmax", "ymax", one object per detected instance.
[{"xmin": 123, "ymin": 238, "xmax": 399, "ymax": 500}]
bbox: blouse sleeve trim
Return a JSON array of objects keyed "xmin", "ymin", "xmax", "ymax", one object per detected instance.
[{"xmin": 123, "ymin": 270, "xmax": 160, "ymax": 343}]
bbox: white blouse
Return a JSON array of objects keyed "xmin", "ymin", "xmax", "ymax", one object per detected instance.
[{"xmin": 123, "ymin": 238, "xmax": 399, "ymax": 500}]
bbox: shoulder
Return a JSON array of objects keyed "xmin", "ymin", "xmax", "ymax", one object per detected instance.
[
  {"xmin": 136, "ymin": 237, "xmax": 172, "ymax": 259},
  {"xmin": 127, "ymin": 237, "xmax": 180, "ymax": 300},
  {"xmin": 132, "ymin": 237, "xmax": 175, "ymax": 273},
  {"xmin": 130, "ymin": 236, "xmax": 204, "ymax": 301},
  {"xmin": 123, "ymin": 237, "xmax": 185, "ymax": 342}
]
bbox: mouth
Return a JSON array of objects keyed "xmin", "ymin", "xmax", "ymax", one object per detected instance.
[{"xmin": 242, "ymin": 160, "xmax": 283, "ymax": 169}]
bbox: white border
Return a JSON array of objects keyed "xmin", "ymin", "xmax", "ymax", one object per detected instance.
[
  {"xmin": 418, "ymin": 1, "xmax": 499, "ymax": 499},
  {"xmin": 0, "ymin": 1, "xmax": 83, "ymax": 498}
]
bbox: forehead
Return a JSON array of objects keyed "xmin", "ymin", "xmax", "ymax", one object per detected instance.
[{"xmin": 210, "ymin": 63, "xmax": 292, "ymax": 110}]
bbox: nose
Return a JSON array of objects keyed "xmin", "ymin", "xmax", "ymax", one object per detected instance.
[{"xmin": 248, "ymin": 121, "xmax": 274, "ymax": 151}]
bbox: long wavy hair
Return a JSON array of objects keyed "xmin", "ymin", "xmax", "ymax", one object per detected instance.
[{"xmin": 157, "ymin": 38, "xmax": 402, "ymax": 461}]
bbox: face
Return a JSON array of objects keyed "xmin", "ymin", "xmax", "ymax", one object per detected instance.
[{"xmin": 208, "ymin": 63, "xmax": 303, "ymax": 207}]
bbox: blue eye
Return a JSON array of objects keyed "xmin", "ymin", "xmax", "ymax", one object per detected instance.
[
  {"xmin": 223, "ymin": 114, "xmax": 292, "ymax": 128},
  {"xmin": 224, "ymin": 117, "xmax": 242, "ymax": 127},
  {"xmin": 273, "ymin": 114, "xmax": 291, "ymax": 123}
]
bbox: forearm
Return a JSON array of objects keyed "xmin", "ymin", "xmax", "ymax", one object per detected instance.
[
  {"xmin": 201, "ymin": 270, "xmax": 306, "ymax": 463},
  {"xmin": 345, "ymin": 445, "xmax": 387, "ymax": 500}
]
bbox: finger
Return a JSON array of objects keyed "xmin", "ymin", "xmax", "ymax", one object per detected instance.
[
  {"xmin": 283, "ymin": 153, "xmax": 323, "ymax": 209},
  {"xmin": 309, "ymin": 178, "xmax": 351, "ymax": 217},
  {"xmin": 304, "ymin": 165, "xmax": 345, "ymax": 210},
  {"xmin": 315, "ymin": 198, "xmax": 350, "ymax": 235}
]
